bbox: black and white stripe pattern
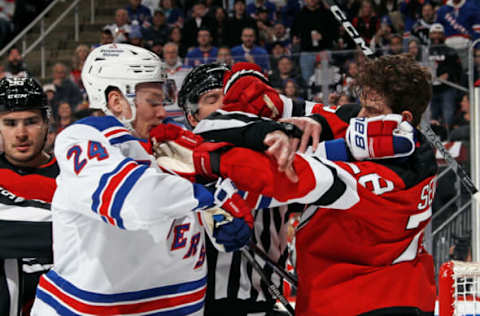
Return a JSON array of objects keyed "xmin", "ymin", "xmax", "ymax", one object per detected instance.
[
  {"xmin": 206, "ymin": 206, "xmax": 291, "ymax": 314},
  {"xmin": 0, "ymin": 188, "xmax": 53, "ymax": 316}
]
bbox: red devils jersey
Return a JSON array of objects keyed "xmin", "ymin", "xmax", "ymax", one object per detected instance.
[
  {"xmin": 0, "ymin": 154, "xmax": 58, "ymax": 201},
  {"xmin": 296, "ymin": 149, "xmax": 437, "ymax": 315},
  {"xmin": 296, "ymin": 103, "xmax": 437, "ymax": 315}
]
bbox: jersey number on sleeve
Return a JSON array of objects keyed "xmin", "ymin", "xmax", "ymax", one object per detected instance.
[
  {"xmin": 67, "ymin": 141, "xmax": 109, "ymax": 175},
  {"xmin": 392, "ymin": 178, "xmax": 435, "ymax": 264}
]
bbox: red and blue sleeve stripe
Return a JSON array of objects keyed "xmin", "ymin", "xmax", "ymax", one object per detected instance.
[
  {"xmin": 92, "ymin": 158, "xmax": 148, "ymax": 229},
  {"xmin": 36, "ymin": 270, "xmax": 206, "ymax": 315}
]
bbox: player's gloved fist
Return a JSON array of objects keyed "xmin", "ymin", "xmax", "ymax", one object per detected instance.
[
  {"xmin": 200, "ymin": 208, "xmax": 252, "ymax": 252},
  {"xmin": 192, "ymin": 141, "xmax": 232, "ymax": 180},
  {"xmin": 222, "ymin": 62, "xmax": 284, "ymax": 119},
  {"xmin": 213, "ymin": 217, "xmax": 251, "ymax": 252},
  {"xmin": 150, "ymin": 123, "xmax": 204, "ymax": 181},
  {"xmin": 213, "ymin": 178, "xmax": 253, "ymax": 228},
  {"xmin": 346, "ymin": 114, "xmax": 415, "ymax": 160}
]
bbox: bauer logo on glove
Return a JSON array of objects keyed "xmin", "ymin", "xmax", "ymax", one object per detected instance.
[{"xmin": 346, "ymin": 114, "xmax": 416, "ymax": 160}]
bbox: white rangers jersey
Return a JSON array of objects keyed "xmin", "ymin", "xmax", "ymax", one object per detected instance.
[{"xmin": 31, "ymin": 116, "xmax": 214, "ymax": 316}]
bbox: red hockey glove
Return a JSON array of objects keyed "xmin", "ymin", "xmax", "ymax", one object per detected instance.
[
  {"xmin": 192, "ymin": 141, "xmax": 233, "ymax": 180},
  {"xmin": 222, "ymin": 62, "xmax": 284, "ymax": 119},
  {"xmin": 150, "ymin": 123, "xmax": 204, "ymax": 147},
  {"xmin": 150, "ymin": 123, "xmax": 204, "ymax": 181},
  {"xmin": 346, "ymin": 114, "xmax": 416, "ymax": 160},
  {"xmin": 213, "ymin": 178, "xmax": 253, "ymax": 228}
]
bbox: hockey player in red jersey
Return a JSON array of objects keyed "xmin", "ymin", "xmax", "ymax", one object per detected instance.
[
  {"xmin": 152, "ymin": 56, "xmax": 432, "ymax": 315},
  {"xmin": 0, "ymin": 77, "xmax": 58, "ymax": 316},
  {"xmin": 155, "ymin": 55, "xmax": 436, "ymax": 315},
  {"xmin": 216, "ymin": 55, "xmax": 437, "ymax": 316}
]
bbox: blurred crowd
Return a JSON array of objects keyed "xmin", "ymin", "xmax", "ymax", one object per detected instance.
[{"xmin": 0, "ymin": 0, "xmax": 480, "ymax": 143}]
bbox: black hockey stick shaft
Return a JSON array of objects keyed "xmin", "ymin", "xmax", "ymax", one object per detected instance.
[
  {"xmin": 249, "ymin": 243, "xmax": 298, "ymax": 288},
  {"xmin": 323, "ymin": 0, "xmax": 478, "ymax": 194},
  {"xmin": 240, "ymin": 248, "xmax": 295, "ymax": 316}
]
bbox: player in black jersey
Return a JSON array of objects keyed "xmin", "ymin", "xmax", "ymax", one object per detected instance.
[{"xmin": 0, "ymin": 77, "xmax": 58, "ymax": 316}]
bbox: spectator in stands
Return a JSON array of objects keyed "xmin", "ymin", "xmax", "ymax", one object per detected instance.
[
  {"xmin": 370, "ymin": 16, "xmax": 394, "ymax": 56},
  {"xmin": 55, "ymin": 101, "xmax": 74, "ymax": 133},
  {"xmin": 142, "ymin": 9, "xmax": 169, "ymax": 49},
  {"xmin": 70, "ymin": 44, "xmax": 89, "ymax": 91},
  {"xmin": 161, "ymin": 0, "xmax": 184, "ymax": 27},
  {"xmin": 216, "ymin": 46, "xmax": 234, "ymax": 66},
  {"xmin": 225, "ymin": 0, "xmax": 258, "ymax": 47},
  {"xmin": 352, "ymin": 0, "xmax": 380, "ymax": 45},
  {"xmin": 214, "ymin": 7, "xmax": 228, "ymax": 46},
  {"xmin": 50, "ymin": 63, "xmax": 83, "ymax": 114},
  {"xmin": 388, "ymin": 34, "xmax": 404, "ymax": 55},
  {"xmin": 168, "ymin": 26, "xmax": 187, "ymax": 57},
  {"xmin": 269, "ymin": 56, "xmax": 307, "ymax": 97},
  {"xmin": 92, "ymin": 28, "xmax": 114, "ymax": 48},
  {"xmin": 182, "ymin": 1, "xmax": 217, "ymax": 50},
  {"xmin": 148, "ymin": 39, "xmax": 162, "ymax": 56},
  {"xmin": 203, "ymin": 0, "xmax": 222, "ymax": 19},
  {"xmin": 163, "ymin": 42, "xmax": 190, "ymax": 91},
  {"xmin": 449, "ymin": 93, "xmax": 470, "ymax": 141},
  {"xmin": 255, "ymin": 7, "xmax": 273, "ymax": 46},
  {"xmin": 246, "ymin": 0, "xmax": 277, "ymax": 21},
  {"xmin": 266, "ymin": 22, "xmax": 291, "ymax": 51},
  {"xmin": 407, "ymin": 37, "xmax": 422, "ymax": 61},
  {"xmin": 126, "ymin": 0, "xmax": 152, "ymax": 28},
  {"xmin": 283, "ymin": 79, "xmax": 304, "ymax": 102},
  {"xmin": 43, "ymin": 84, "xmax": 56, "ymax": 110},
  {"xmin": 308, "ymin": 52, "xmax": 343, "ymax": 102},
  {"xmin": 399, "ymin": 0, "xmax": 423, "ymax": 32},
  {"xmin": 436, "ymin": 0, "xmax": 480, "ymax": 65},
  {"xmin": 128, "ymin": 27, "xmax": 144, "ymax": 47},
  {"xmin": 374, "ymin": 0, "xmax": 399, "ymax": 19},
  {"xmin": 410, "ymin": 2, "xmax": 435, "ymax": 46},
  {"xmin": 231, "ymin": 27, "xmax": 270, "ymax": 72},
  {"xmin": 104, "ymin": 8, "xmax": 132, "ymax": 43},
  {"xmin": 280, "ymin": 0, "xmax": 301, "ymax": 28},
  {"xmin": 184, "ymin": 27, "xmax": 218, "ymax": 67},
  {"xmin": 291, "ymin": 0, "xmax": 339, "ymax": 82},
  {"xmin": 449, "ymin": 233, "xmax": 472, "ymax": 262},
  {"xmin": 269, "ymin": 41, "xmax": 289, "ymax": 73},
  {"xmin": 429, "ymin": 23, "xmax": 463, "ymax": 130},
  {"xmin": 4, "ymin": 47, "xmax": 30, "ymax": 78},
  {"xmin": 340, "ymin": 59, "xmax": 359, "ymax": 100}
]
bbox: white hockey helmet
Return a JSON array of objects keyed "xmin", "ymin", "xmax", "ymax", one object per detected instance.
[{"xmin": 81, "ymin": 43, "xmax": 176, "ymax": 127}]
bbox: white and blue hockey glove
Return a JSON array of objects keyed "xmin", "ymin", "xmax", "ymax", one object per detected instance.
[
  {"xmin": 200, "ymin": 178, "xmax": 253, "ymax": 252},
  {"xmin": 346, "ymin": 114, "xmax": 416, "ymax": 160},
  {"xmin": 201, "ymin": 208, "xmax": 252, "ymax": 252}
]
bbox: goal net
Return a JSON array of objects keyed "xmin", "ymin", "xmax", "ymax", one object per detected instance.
[{"xmin": 439, "ymin": 260, "xmax": 480, "ymax": 316}]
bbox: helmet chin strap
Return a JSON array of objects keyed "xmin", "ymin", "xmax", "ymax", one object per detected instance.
[{"xmin": 119, "ymin": 95, "xmax": 137, "ymax": 135}]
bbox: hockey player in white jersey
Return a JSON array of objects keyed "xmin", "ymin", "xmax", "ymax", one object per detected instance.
[{"xmin": 31, "ymin": 44, "xmax": 252, "ymax": 316}]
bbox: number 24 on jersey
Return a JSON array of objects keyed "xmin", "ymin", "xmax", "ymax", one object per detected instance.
[{"xmin": 67, "ymin": 141, "xmax": 109, "ymax": 175}]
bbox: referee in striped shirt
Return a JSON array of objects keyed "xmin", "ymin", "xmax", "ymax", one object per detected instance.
[{"xmin": 177, "ymin": 64, "xmax": 298, "ymax": 315}]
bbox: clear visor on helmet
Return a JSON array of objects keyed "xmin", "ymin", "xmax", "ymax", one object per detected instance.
[{"xmin": 132, "ymin": 79, "xmax": 177, "ymax": 107}]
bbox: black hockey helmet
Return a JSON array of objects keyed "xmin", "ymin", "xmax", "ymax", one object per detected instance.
[
  {"xmin": 178, "ymin": 63, "xmax": 229, "ymax": 115},
  {"xmin": 0, "ymin": 76, "xmax": 49, "ymax": 115}
]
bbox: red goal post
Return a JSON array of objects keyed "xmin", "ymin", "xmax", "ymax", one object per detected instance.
[{"xmin": 439, "ymin": 260, "xmax": 480, "ymax": 316}]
